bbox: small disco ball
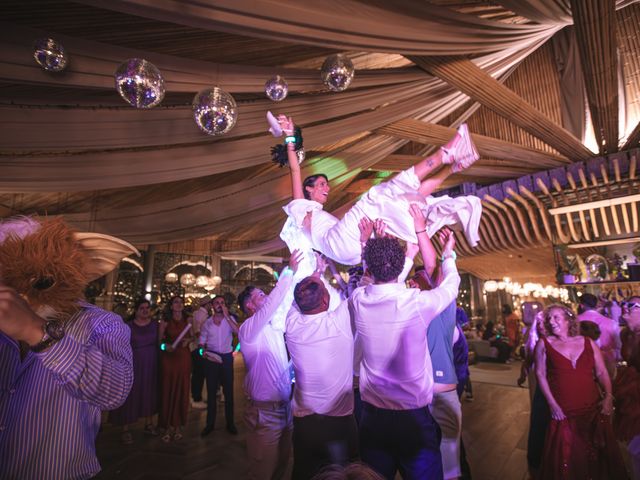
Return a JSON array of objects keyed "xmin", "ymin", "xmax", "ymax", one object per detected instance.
[
  {"xmin": 114, "ymin": 58, "xmax": 165, "ymax": 108},
  {"xmin": 585, "ymin": 254, "xmax": 609, "ymax": 282},
  {"xmin": 33, "ymin": 38, "xmax": 68, "ymax": 72},
  {"xmin": 320, "ymin": 54, "xmax": 355, "ymax": 92},
  {"xmin": 192, "ymin": 87, "xmax": 238, "ymax": 136},
  {"xmin": 265, "ymin": 75, "xmax": 288, "ymax": 102}
]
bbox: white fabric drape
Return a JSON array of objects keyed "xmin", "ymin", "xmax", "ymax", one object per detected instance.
[{"xmin": 77, "ymin": 0, "xmax": 559, "ymax": 55}]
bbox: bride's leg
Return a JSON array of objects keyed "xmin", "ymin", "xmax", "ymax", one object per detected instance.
[
  {"xmin": 414, "ymin": 149, "xmax": 446, "ymax": 181},
  {"xmin": 418, "ymin": 165, "xmax": 453, "ymax": 197}
]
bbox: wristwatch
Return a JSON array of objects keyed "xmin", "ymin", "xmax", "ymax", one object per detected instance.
[
  {"xmin": 31, "ymin": 320, "xmax": 65, "ymax": 353},
  {"xmin": 441, "ymin": 251, "xmax": 457, "ymax": 262}
]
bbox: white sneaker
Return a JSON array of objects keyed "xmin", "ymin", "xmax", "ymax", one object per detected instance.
[
  {"xmin": 266, "ymin": 111, "xmax": 283, "ymax": 137},
  {"xmin": 191, "ymin": 400, "xmax": 207, "ymax": 409},
  {"xmin": 441, "ymin": 123, "xmax": 480, "ymax": 173}
]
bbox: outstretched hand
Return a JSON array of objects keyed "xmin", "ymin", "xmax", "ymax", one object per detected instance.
[
  {"xmin": 409, "ymin": 203, "xmax": 426, "ymax": 233},
  {"xmin": 373, "ymin": 219, "xmax": 389, "ymax": 238},
  {"xmin": 358, "ymin": 217, "xmax": 374, "ymax": 243},
  {"xmin": 406, "ymin": 242, "xmax": 419, "ymax": 259},
  {"xmin": 0, "ymin": 283, "xmax": 45, "ymax": 345},
  {"xmin": 278, "ymin": 114, "xmax": 294, "ymax": 136},
  {"xmin": 314, "ymin": 252, "xmax": 328, "ymax": 276},
  {"xmin": 288, "ymin": 249, "xmax": 304, "ymax": 273},
  {"xmin": 439, "ymin": 228, "xmax": 456, "ymax": 254}
]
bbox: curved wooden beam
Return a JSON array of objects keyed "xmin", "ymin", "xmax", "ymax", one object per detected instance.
[
  {"xmin": 484, "ymin": 194, "xmax": 530, "ymax": 249},
  {"xmin": 505, "ymin": 187, "xmax": 547, "ymax": 244},
  {"xmin": 407, "ymin": 55, "xmax": 594, "ymax": 160},
  {"xmin": 520, "ymin": 185, "xmax": 555, "ymax": 242}
]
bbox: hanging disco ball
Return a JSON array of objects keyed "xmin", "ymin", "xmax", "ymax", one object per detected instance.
[
  {"xmin": 192, "ymin": 87, "xmax": 238, "ymax": 136},
  {"xmin": 320, "ymin": 54, "xmax": 355, "ymax": 92},
  {"xmin": 585, "ymin": 254, "xmax": 609, "ymax": 282},
  {"xmin": 264, "ymin": 75, "xmax": 289, "ymax": 102},
  {"xmin": 180, "ymin": 273, "xmax": 196, "ymax": 287},
  {"xmin": 114, "ymin": 58, "xmax": 165, "ymax": 108},
  {"xmin": 33, "ymin": 38, "xmax": 68, "ymax": 72}
]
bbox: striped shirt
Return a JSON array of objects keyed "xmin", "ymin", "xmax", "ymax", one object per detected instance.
[{"xmin": 0, "ymin": 304, "xmax": 133, "ymax": 480}]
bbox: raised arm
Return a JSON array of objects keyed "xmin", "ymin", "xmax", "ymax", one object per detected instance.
[
  {"xmin": 0, "ymin": 285, "xmax": 133, "ymax": 410},
  {"xmin": 534, "ymin": 339, "xmax": 565, "ymax": 420},
  {"xmin": 279, "ymin": 115, "xmax": 304, "ymax": 200},
  {"xmin": 222, "ymin": 303, "xmax": 239, "ymax": 334},
  {"xmin": 409, "ymin": 203, "xmax": 437, "ymax": 277},
  {"xmin": 239, "ymin": 250, "xmax": 302, "ymax": 344},
  {"xmin": 590, "ymin": 338, "xmax": 614, "ymax": 415}
]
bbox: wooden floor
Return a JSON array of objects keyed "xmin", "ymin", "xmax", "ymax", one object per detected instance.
[{"xmin": 95, "ymin": 356, "xmax": 531, "ymax": 480}]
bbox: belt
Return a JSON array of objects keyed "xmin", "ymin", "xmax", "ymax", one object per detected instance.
[{"xmin": 248, "ymin": 399, "xmax": 289, "ymax": 410}]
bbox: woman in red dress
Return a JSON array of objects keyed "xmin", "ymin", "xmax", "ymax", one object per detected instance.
[
  {"xmin": 535, "ymin": 304, "xmax": 627, "ymax": 480},
  {"xmin": 158, "ymin": 296, "xmax": 193, "ymax": 442}
]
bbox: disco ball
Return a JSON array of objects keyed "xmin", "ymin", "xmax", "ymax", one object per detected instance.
[
  {"xmin": 114, "ymin": 58, "xmax": 165, "ymax": 108},
  {"xmin": 192, "ymin": 87, "xmax": 238, "ymax": 136},
  {"xmin": 320, "ymin": 54, "xmax": 355, "ymax": 92},
  {"xmin": 33, "ymin": 38, "xmax": 68, "ymax": 72},
  {"xmin": 265, "ymin": 75, "xmax": 288, "ymax": 102},
  {"xmin": 180, "ymin": 273, "xmax": 196, "ymax": 287},
  {"xmin": 585, "ymin": 254, "xmax": 609, "ymax": 282}
]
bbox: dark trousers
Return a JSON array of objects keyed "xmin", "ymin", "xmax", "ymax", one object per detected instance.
[
  {"xmin": 360, "ymin": 401, "xmax": 443, "ymax": 480},
  {"xmin": 292, "ymin": 413, "xmax": 359, "ymax": 480},
  {"xmin": 191, "ymin": 350, "xmax": 206, "ymax": 402},
  {"xmin": 203, "ymin": 352, "xmax": 235, "ymax": 429},
  {"xmin": 527, "ymin": 385, "xmax": 550, "ymax": 469}
]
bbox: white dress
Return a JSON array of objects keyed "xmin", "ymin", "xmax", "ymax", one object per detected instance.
[{"xmin": 280, "ymin": 167, "xmax": 482, "ymax": 266}]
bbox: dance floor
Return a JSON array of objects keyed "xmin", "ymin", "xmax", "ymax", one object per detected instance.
[{"xmin": 95, "ymin": 356, "xmax": 531, "ymax": 480}]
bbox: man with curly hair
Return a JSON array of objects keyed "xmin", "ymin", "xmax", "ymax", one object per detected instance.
[{"xmin": 350, "ymin": 206, "xmax": 460, "ymax": 480}]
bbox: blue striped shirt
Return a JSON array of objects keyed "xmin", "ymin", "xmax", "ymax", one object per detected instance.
[{"xmin": 0, "ymin": 304, "xmax": 133, "ymax": 480}]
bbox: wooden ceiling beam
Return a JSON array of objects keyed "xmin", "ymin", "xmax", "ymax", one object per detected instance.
[
  {"xmin": 622, "ymin": 121, "xmax": 640, "ymax": 151},
  {"xmin": 406, "ymin": 55, "xmax": 594, "ymax": 161},
  {"xmin": 570, "ymin": 0, "xmax": 619, "ymax": 153},
  {"xmin": 377, "ymin": 118, "xmax": 569, "ymax": 167}
]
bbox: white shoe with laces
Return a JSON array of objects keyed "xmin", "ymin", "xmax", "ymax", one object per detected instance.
[{"xmin": 441, "ymin": 123, "xmax": 480, "ymax": 173}]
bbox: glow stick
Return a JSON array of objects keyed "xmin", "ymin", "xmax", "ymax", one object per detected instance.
[{"xmin": 171, "ymin": 323, "xmax": 192, "ymax": 350}]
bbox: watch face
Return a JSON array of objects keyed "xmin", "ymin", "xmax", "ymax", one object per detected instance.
[{"xmin": 45, "ymin": 321, "xmax": 65, "ymax": 340}]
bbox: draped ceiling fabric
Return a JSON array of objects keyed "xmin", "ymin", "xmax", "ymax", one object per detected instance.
[{"xmin": 1, "ymin": 0, "xmax": 640, "ymax": 282}]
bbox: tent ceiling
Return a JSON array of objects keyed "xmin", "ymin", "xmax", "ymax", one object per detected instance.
[{"xmin": 1, "ymin": 0, "xmax": 640, "ymax": 281}]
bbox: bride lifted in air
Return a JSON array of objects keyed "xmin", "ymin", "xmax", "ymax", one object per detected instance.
[{"xmin": 271, "ymin": 113, "xmax": 482, "ymax": 269}]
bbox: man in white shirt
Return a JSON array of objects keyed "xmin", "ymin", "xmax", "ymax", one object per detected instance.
[
  {"xmin": 351, "ymin": 220, "xmax": 460, "ymax": 480},
  {"xmin": 238, "ymin": 250, "xmax": 302, "ymax": 480},
  {"xmin": 199, "ymin": 296, "xmax": 239, "ymax": 437},
  {"xmin": 191, "ymin": 295, "xmax": 212, "ymax": 409},
  {"xmin": 286, "ymin": 273, "xmax": 358, "ymax": 480}
]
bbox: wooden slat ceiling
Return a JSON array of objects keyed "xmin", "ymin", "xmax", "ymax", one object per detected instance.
[{"xmin": 1, "ymin": 0, "xmax": 640, "ymax": 282}]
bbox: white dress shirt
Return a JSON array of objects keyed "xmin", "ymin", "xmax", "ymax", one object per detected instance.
[
  {"xmin": 351, "ymin": 257, "xmax": 460, "ymax": 410},
  {"xmin": 199, "ymin": 315, "xmax": 236, "ymax": 354},
  {"xmin": 286, "ymin": 298, "xmax": 354, "ymax": 417},
  {"xmin": 239, "ymin": 269, "xmax": 295, "ymax": 403}
]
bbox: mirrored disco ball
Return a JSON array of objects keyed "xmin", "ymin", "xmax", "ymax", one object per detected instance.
[
  {"xmin": 265, "ymin": 75, "xmax": 288, "ymax": 101},
  {"xmin": 33, "ymin": 38, "xmax": 68, "ymax": 72},
  {"xmin": 585, "ymin": 254, "xmax": 609, "ymax": 282},
  {"xmin": 320, "ymin": 54, "xmax": 355, "ymax": 92},
  {"xmin": 192, "ymin": 87, "xmax": 238, "ymax": 136},
  {"xmin": 114, "ymin": 58, "xmax": 165, "ymax": 108}
]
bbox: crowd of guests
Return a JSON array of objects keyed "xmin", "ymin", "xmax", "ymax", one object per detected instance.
[
  {"xmin": 105, "ymin": 248, "xmax": 640, "ymax": 480},
  {"xmin": 106, "ymin": 292, "xmax": 240, "ymax": 444},
  {"xmin": 515, "ymin": 292, "xmax": 640, "ymax": 479}
]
